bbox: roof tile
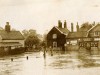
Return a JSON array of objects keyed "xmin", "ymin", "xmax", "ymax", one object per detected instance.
[{"xmin": 0, "ymin": 30, "xmax": 24, "ymax": 40}]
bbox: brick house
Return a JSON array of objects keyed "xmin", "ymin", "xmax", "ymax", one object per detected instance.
[{"xmin": 47, "ymin": 20, "xmax": 70, "ymax": 50}]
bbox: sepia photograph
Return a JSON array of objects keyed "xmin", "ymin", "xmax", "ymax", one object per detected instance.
[{"xmin": 0, "ymin": 0, "xmax": 100, "ymax": 75}]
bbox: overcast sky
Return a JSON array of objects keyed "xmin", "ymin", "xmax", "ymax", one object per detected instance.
[{"xmin": 0, "ymin": 0, "xmax": 100, "ymax": 34}]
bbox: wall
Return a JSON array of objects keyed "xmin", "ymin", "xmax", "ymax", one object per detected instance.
[
  {"xmin": 0, "ymin": 35, "xmax": 2, "ymax": 42},
  {"xmin": 0, "ymin": 47, "xmax": 8, "ymax": 55},
  {"xmin": 2, "ymin": 40, "xmax": 24, "ymax": 47},
  {"xmin": 66, "ymin": 44, "xmax": 79, "ymax": 51},
  {"xmin": 47, "ymin": 27, "xmax": 66, "ymax": 49}
]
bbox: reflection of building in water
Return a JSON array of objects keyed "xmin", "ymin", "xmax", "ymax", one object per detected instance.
[{"xmin": 0, "ymin": 22, "xmax": 24, "ymax": 55}]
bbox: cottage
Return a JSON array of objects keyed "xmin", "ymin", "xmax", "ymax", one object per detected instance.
[
  {"xmin": 87, "ymin": 24, "xmax": 100, "ymax": 48},
  {"xmin": 0, "ymin": 22, "xmax": 24, "ymax": 55},
  {"xmin": 47, "ymin": 20, "xmax": 70, "ymax": 50},
  {"xmin": 72, "ymin": 23, "xmax": 100, "ymax": 50},
  {"xmin": 66, "ymin": 22, "xmax": 92, "ymax": 50},
  {"xmin": 66, "ymin": 32, "xmax": 88, "ymax": 45}
]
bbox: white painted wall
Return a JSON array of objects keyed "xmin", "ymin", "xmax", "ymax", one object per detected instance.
[
  {"xmin": 70, "ymin": 40, "xmax": 77, "ymax": 45},
  {"xmin": 94, "ymin": 38, "xmax": 100, "ymax": 41}
]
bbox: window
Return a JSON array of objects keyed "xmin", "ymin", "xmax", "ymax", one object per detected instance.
[
  {"xmin": 79, "ymin": 43, "xmax": 83, "ymax": 47},
  {"xmin": 53, "ymin": 42, "xmax": 57, "ymax": 48},
  {"xmin": 70, "ymin": 40, "xmax": 77, "ymax": 45},
  {"xmin": 94, "ymin": 43, "xmax": 98, "ymax": 47},
  {"xmin": 11, "ymin": 47, "xmax": 15, "ymax": 49},
  {"xmin": 94, "ymin": 32, "xmax": 99, "ymax": 36},
  {"xmin": 4, "ymin": 47, "xmax": 8, "ymax": 51},
  {"xmin": 94, "ymin": 38, "xmax": 100, "ymax": 41},
  {"xmin": 53, "ymin": 34, "xmax": 57, "ymax": 39},
  {"xmin": 91, "ymin": 42, "xmax": 94, "ymax": 47}
]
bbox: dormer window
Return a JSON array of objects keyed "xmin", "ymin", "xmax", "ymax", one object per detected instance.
[{"xmin": 53, "ymin": 34, "xmax": 57, "ymax": 39}]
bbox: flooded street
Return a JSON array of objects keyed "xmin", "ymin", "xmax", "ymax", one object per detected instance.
[{"xmin": 0, "ymin": 51, "xmax": 100, "ymax": 75}]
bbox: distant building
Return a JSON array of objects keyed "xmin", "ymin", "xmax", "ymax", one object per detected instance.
[
  {"xmin": 47, "ymin": 20, "xmax": 70, "ymax": 50},
  {"xmin": 0, "ymin": 22, "xmax": 24, "ymax": 54}
]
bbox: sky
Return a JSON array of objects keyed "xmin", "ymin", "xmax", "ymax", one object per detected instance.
[{"xmin": 0, "ymin": 0, "xmax": 100, "ymax": 35}]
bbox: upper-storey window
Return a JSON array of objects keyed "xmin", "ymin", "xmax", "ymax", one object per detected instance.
[
  {"xmin": 94, "ymin": 31, "xmax": 99, "ymax": 36},
  {"xmin": 52, "ymin": 34, "xmax": 57, "ymax": 39}
]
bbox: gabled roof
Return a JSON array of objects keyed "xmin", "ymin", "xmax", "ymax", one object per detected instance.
[
  {"xmin": 55, "ymin": 26, "xmax": 70, "ymax": 35},
  {"xmin": 47, "ymin": 26, "xmax": 70, "ymax": 35},
  {"xmin": 88, "ymin": 24, "xmax": 100, "ymax": 32},
  {"xmin": 79, "ymin": 25, "xmax": 92, "ymax": 32},
  {"xmin": 66, "ymin": 32, "xmax": 88, "ymax": 39},
  {"xmin": 87, "ymin": 24, "xmax": 100, "ymax": 37},
  {"xmin": 0, "ymin": 30, "xmax": 24, "ymax": 40}
]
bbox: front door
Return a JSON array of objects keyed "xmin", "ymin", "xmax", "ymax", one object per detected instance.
[{"xmin": 53, "ymin": 42, "xmax": 57, "ymax": 48}]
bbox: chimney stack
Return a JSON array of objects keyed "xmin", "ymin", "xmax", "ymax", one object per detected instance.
[
  {"xmin": 5, "ymin": 22, "xmax": 10, "ymax": 32},
  {"xmin": 71, "ymin": 23, "xmax": 74, "ymax": 32},
  {"xmin": 64, "ymin": 20, "xmax": 67, "ymax": 28},
  {"xmin": 58, "ymin": 20, "xmax": 62, "ymax": 28},
  {"xmin": 76, "ymin": 22, "xmax": 79, "ymax": 32},
  {"xmin": 93, "ymin": 21, "xmax": 95, "ymax": 26}
]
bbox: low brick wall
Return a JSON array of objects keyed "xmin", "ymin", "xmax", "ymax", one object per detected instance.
[
  {"xmin": 0, "ymin": 47, "xmax": 9, "ymax": 56},
  {"xmin": 9, "ymin": 47, "xmax": 25, "ymax": 55}
]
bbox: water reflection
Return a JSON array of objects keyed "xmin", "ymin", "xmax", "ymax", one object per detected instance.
[
  {"xmin": 0, "ymin": 50, "xmax": 100, "ymax": 75},
  {"xmin": 78, "ymin": 50, "xmax": 100, "ymax": 68},
  {"xmin": 48, "ymin": 50, "xmax": 100, "ymax": 69}
]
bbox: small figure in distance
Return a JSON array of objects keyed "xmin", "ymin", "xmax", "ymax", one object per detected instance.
[
  {"xmin": 11, "ymin": 58, "xmax": 13, "ymax": 62},
  {"xmin": 26, "ymin": 56, "xmax": 28, "ymax": 60}
]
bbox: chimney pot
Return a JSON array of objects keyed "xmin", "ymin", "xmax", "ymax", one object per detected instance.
[
  {"xmin": 93, "ymin": 21, "xmax": 95, "ymax": 25},
  {"xmin": 6, "ymin": 22, "xmax": 9, "ymax": 25},
  {"xmin": 5, "ymin": 22, "xmax": 10, "ymax": 32},
  {"xmin": 64, "ymin": 20, "xmax": 67, "ymax": 28},
  {"xmin": 76, "ymin": 22, "xmax": 79, "ymax": 32},
  {"xmin": 58, "ymin": 20, "xmax": 62, "ymax": 28},
  {"xmin": 71, "ymin": 23, "xmax": 74, "ymax": 32}
]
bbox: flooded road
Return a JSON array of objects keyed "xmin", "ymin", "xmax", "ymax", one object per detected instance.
[{"xmin": 0, "ymin": 51, "xmax": 100, "ymax": 75}]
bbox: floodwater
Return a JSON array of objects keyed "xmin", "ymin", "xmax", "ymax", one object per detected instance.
[{"xmin": 0, "ymin": 50, "xmax": 100, "ymax": 75}]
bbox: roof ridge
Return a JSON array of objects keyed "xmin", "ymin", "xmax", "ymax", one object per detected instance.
[
  {"xmin": 0, "ymin": 30, "xmax": 24, "ymax": 40},
  {"xmin": 86, "ymin": 24, "xmax": 100, "ymax": 37},
  {"xmin": 55, "ymin": 26, "xmax": 63, "ymax": 34},
  {"xmin": 87, "ymin": 24, "xmax": 97, "ymax": 32}
]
